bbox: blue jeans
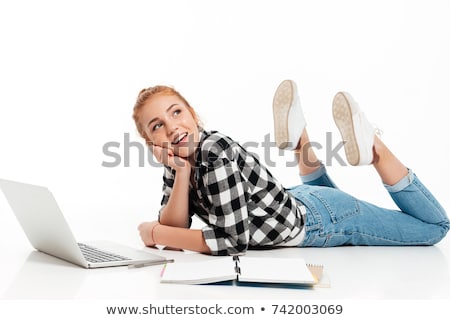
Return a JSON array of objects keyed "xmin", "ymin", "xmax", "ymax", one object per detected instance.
[{"xmin": 287, "ymin": 164, "xmax": 449, "ymax": 247}]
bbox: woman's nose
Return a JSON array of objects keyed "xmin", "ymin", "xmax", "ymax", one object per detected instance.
[{"xmin": 166, "ymin": 121, "xmax": 178, "ymax": 135}]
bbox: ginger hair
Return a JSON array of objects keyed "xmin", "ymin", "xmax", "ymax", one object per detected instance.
[{"xmin": 132, "ymin": 85, "xmax": 201, "ymax": 146}]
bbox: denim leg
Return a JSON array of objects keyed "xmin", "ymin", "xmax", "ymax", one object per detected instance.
[
  {"xmin": 385, "ymin": 169, "xmax": 449, "ymax": 228},
  {"xmin": 300, "ymin": 163, "xmax": 338, "ymax": 188},
  {"xmin": 289, "ymin": 182, "xmax": 449, "ymax": 247}
]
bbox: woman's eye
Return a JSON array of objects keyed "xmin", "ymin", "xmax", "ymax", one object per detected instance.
[
  {"xmin": 152, "ymin": 123, "xmax": 162, "ymax": 131},
  {"xmin": 173, "ymin": 109, "xmax": 181, "ymax": 116}
]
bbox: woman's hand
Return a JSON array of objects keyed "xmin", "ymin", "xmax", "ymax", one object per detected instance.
[
  {"xmin": 138, "ymin": 222, "xmax": 209, "ymax": 253},
  {"xmin": 152, "ymin": 145, "xmax": 191, "ymax": 173},
  {"xmin": 137, "ymin": 221, "xmax": 160, "ymax": 247}
]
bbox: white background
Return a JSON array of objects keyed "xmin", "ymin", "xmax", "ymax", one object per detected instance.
[
  {"xmin": 1, "ymin": 1, "xmax": 450, "ymax": 319},
  {"xmin": 1, "ymin": 0, "xmax": 449, "ymax": 264}
]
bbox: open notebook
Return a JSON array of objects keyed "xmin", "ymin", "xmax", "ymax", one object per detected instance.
[{"xmin": 160, "ymin": 256, "xmax": 323, "ymax": 286}]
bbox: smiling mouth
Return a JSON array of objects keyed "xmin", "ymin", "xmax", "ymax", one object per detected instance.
[{"xmin": 172, "ymin": 132, "xmax": 188, "ymax": 145}]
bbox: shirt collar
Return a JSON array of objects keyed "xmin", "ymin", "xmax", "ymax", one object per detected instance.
[{"xmin": 194, "ymin": 129, "xmax": 210, "ymax": 168}]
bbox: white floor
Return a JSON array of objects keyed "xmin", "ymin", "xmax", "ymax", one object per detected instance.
[
  {"xmin": 1, "ymin": 194, "xmax": 449, "ymax": 320},
  {"xmin": 1, "ymin": 232, "xmax": 449, "ymax": 300}
]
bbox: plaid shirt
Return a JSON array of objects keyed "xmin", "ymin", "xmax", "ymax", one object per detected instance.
[{"xmin": 159, "ymin": 130, "xmax": 305, "ymax": 256}]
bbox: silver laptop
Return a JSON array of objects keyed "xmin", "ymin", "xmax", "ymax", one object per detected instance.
[{"xmin": 0, "ymin": 178, "xmax": 173, "ymax": 269}]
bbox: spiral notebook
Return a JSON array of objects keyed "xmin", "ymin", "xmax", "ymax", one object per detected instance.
[{"xmin": 160, "ymin": 256, "xmax": 323, "ymax": 286}]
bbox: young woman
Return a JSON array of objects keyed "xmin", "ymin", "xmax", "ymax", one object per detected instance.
[{"xmin": 133, "ymin": 80, "xmax": 449, "ymax": 256}]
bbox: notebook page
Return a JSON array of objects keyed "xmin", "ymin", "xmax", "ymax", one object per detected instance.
[
  {"xmin": 237, "ymin": 257, "xmax": 316, "ymax": 284},
  {"xmin": 160, "ymin": 258, "xmax": 236, "ymax": 284}
]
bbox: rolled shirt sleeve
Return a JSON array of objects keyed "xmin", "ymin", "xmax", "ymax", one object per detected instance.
[{"xmin": 158, "ymin": 165, "xmax": 175, "ymax": 221}]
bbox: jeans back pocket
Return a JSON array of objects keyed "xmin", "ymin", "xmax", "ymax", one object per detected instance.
[{"xmin": 310, "ymin": 188, "xmax": 360, "ymax": 224}]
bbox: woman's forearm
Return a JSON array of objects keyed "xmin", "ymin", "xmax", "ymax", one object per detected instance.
[
  {"xmin": 153, "ymin": 224, "xmax": 211, "ymax": 254},
  {"xmin": 159, "ymin": 169, "xmax": 190, "ymax": 227}
]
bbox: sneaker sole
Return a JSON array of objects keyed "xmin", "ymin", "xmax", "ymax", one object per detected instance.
[
  {"xmin": 332, "ymin": 92, "xmax": 360, "ymax": 166},
  {"xmin": 273, "ymin": 80, "xmax": 295, "ymax": 149}
]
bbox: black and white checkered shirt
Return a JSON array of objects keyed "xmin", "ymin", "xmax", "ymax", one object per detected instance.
[{"xmin": 159, "ymin": 130, "xmax": 305, "ymax": 255}]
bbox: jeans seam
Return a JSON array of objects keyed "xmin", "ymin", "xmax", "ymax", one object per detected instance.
[
  {"xmin": 321, "ymin": 230, "xmax": 443, "ymax": 246},
  {"xmin": 292, "ymin": 189, "xmax": 323, "ymax": 231},
  {"xmin": 412, "ymin": 178, "xmax": 446, "ymax": 218},
  {"xmin": 410, "ymin": 178, "xmax": 449, "ymax": 229}
]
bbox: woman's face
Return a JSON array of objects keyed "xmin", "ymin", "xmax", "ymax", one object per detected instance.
[{"xmin": 139, "ymin": 93, "xmax": 200, "ymax": 158}]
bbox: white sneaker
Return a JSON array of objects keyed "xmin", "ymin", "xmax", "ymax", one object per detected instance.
[
  {"xmin": 272, "ymin": 80, "xmax": 306, "ymax": 150},
  {"xmin": 332, "ymin": 92, "xmax": 375, "ymax": 166}
]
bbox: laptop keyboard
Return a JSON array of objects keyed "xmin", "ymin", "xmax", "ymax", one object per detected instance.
[{"xmin": 78, "ymin": 243, "xmax": 131, "ymax": 263}]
